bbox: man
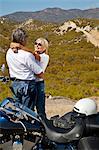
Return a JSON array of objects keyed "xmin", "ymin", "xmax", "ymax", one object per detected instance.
[{"xmin": 6, "ymin": 28, "xmax": 43, "ymax": 110}]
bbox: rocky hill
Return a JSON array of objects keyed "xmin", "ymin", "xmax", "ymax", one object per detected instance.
[
  {"xmin": 1, "ymin": 8, "xmax": 99, "ymax": 23},
  {"xmin": 55, "ymin": 20, "xmax": 99, "ymax": 48}
]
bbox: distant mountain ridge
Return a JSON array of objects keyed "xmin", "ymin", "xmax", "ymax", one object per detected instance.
[{"xmin": 1, "ymin": 7, "xmax": 99, "ymax": 23}]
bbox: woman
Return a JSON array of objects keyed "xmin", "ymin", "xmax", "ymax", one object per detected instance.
[{"xmin": 33, "ymin": 38, "xmax": 49, "ymax": 117}]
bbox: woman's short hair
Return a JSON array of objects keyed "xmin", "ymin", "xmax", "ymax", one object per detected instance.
[
  {"xmin": 36, "ymin": 37, "xmax": 49, "ymax": 53},
  {"xmin": 12, "ymin": 28, "xmax": 27, "ymax": 45}
]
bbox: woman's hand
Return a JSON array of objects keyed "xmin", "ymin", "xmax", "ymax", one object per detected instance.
[
  {"xmin": 10, "ymin": 42, "xmax": 21, "ymax": 53},
  {"xmin": 10, "ymin": 42, "xmax": 21, "ymax": 49},
  {"xmin": 33, "ymin": 51, "xmax": 41, "ymax": 61}
]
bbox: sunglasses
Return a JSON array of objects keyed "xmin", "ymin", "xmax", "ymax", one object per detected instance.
[{"xmin": 35, "ymin": 42, "xmax": 42, "ymax": 46}]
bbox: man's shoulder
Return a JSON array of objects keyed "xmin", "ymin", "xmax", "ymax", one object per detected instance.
[
  {"xmin": 21, "ymin": 50, "xmax": 35, "ymax": 61},
  {"xmin": 7, "ymin": 48, "xmax": 12, "ymax": 52},
  {"xmin": 19, "ymin": 50, "xmax": 33, "ymax": 56},
  {"xmin": 6, "ymin": 48, "xmax": 13, "ymax": 55}
]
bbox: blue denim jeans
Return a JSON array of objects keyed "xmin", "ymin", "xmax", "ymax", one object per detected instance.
[
  {"xmin": 35, "ymin": 80, "xmax": 46, "ymax": 117},
  {"xmin": 10, "ymin": 80, "xmax": 36, "ymax": 110}
]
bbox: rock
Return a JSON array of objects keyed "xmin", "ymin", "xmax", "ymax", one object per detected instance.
[{"xmin": 46, "ymin": 96, "xmax": 99, "ymax": 118}]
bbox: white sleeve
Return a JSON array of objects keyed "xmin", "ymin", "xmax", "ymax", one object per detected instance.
[
  {"xmin": 26, "ymin": 53, "xmax": 43, "ymax": 74},
  {"xmin": 40, "ymin": 54, "xmax": 49, "ymax": 72}
]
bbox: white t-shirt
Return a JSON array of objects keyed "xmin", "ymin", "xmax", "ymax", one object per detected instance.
[
  {"xmin": 6, "ymin": 48, "xmax": 43, "ymax": 80},
  {"xmin": 36, "ymin": 53, "xmax": 49, "ymax": 82}
]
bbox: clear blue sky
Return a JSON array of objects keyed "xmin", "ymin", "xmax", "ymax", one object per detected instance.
[{"xmin": 0, "ymin": 0, "xmax": 99, "ymax": 16}]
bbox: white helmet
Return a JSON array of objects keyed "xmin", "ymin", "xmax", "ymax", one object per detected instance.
[{"xmin": 73, "ymin": 98, "xmax": 97, "ymax": 116}]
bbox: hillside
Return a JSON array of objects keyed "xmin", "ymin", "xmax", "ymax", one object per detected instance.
[
  {"xmin": 0, "ymin": 18, "xmax": 99, "ymax": 101},
  {"xmin": 1, "ymin": 8, "xmax": 99, "ymax": 23}
]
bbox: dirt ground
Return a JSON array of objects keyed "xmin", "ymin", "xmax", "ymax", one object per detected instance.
[{"xmin": 45, "ymin": 96, "xmax": 99, "ymax": 118}]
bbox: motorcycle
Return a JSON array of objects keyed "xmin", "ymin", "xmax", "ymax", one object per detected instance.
[{"xmin": 0, "ymin": 97, "xmax": 99, "ymax": 150}]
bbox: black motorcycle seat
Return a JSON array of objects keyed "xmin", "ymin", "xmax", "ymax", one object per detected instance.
[
  {"xmin": 85, "ymin": 113, "xmax": 99, "ymax": 135},
  {"xmin": 78, "ymin": 136, "xmax": 99, "ymax": 150},
  {"xmin": 41, "ymin": 116, "xmax": 85, "ymax": 143}
]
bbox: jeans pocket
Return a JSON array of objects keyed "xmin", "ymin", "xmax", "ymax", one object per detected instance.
[{"xmin": 11, "ymin": 81, "xmax": 29, "ymax": 97}]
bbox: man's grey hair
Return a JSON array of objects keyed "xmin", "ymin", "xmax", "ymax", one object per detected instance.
[{"xmin": 12, "ymin": 28, "xmax": 27, "ymax": 45}]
